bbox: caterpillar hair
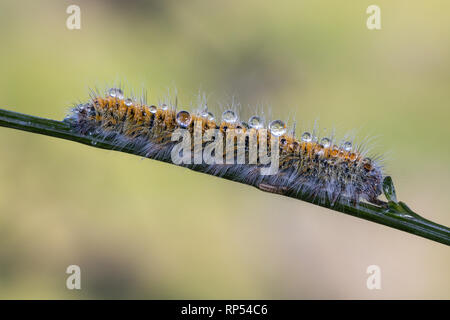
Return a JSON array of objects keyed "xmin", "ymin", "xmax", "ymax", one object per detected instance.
[{"xmin": 64, "ymin": 87, "xmax": 384, "ymax": 207}]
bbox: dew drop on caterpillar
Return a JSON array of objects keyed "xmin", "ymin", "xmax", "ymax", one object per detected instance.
[{"xmin": 64, "ymin": 87, "xmax": 384, "ymax": 207}]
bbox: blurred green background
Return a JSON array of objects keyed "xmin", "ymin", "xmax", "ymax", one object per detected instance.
[{"xmin": 0, "ymin": 0, "xmax": 449, "ymax": 299}]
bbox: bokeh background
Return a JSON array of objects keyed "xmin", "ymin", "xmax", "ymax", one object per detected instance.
[{"xmin": 0, "ymin": 0, "xmax": 449, "ymax": 299}]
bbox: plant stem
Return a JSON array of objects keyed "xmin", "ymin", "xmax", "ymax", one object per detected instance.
[{"xmin": 1, "ymin": 108, "xmax": 449, "ymax": 245}]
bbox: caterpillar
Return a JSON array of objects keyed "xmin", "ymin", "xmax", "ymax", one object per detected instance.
[{"xmin": 65, "ymin": 87, "xmax": 384, "ymax": 206}]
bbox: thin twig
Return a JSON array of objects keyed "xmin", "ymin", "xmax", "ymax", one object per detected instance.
[{"xmin": 0, "ymin": 108, "xmax": 449, "ymax": 245}]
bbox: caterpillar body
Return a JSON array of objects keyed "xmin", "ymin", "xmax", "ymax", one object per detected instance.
[{"xmin": 65, "ymin": 87, "xmax": 384, "ymax": 206}]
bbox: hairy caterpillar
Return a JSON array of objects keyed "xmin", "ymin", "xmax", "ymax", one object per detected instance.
[{"xmin": 65, "ymin": 87, "xmax": 384, "ymax": 206}]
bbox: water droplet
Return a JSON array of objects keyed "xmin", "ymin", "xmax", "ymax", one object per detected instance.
[
  {"xmin": 149, "ymin": 105, "xmax": 157, "ymax": 113},
  {"xmin": 268, "ymin": 120, "xmax": 286, "ymax": 136},
  {"xmin": 342, "ymin": 141, "xmax": 352, "ymax": 152},
  {"xmin": 124, "ymin": 98, "xmax": 133, "ymax": 106},
  {"xmin": 320, "ymin": 137, "xmax": 331, "ymax": 148},
  {"xmin": 176, "ymin": 110, "xmax": 192, "ymax": 128},
  {"xmin": 222, "ymin": 110, "xmax": 238, "ymax": 123},
  {"xmin": 301, "ymin": 132, "xmax": 312, "ymax": 142},
  {"xmin": 108, "ymin": 88, "xmax": 124, "ymax": 99},
  {"xmin": 108, "ymin": 88, "xmax": 117, "ymax": 97},
  {"xmin": 248, "ymin": 116, "xmax": 264, "ymax": 129},
  {"xmin": 161, "ymin": 104, "xmax": 168, "ymax": 111},
  {"xmin": 202, "ymin": 111, "xmax": 215, "ymax": 121}
]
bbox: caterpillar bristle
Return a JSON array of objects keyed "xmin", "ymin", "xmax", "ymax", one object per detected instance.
[{"xmin": 65, "ymin": 87, "xmax": 384, "ymax": 206}]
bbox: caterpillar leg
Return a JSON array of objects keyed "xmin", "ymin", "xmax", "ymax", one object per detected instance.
[
  {"xmin": 258, "ymin": 183, "xmax": 288, "ymax": 195},
  {"xmin": 368, "ymin": 198, "xmax": 387, "ymax": 207}
]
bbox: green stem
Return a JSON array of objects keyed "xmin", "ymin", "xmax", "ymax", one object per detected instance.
[{"xmin": 1, "ymin": 108, "xmax": 449, "ymax": 246}]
